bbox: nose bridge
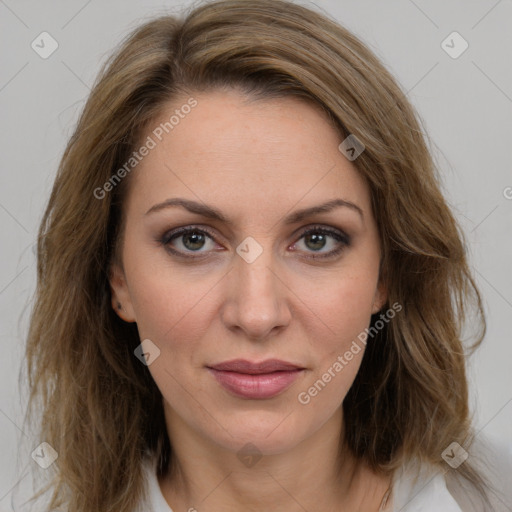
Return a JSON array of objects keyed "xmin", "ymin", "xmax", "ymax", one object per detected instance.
[
  {"xmin": 237, "ymin": 243, "xmax": 275, "ymax": 296},
  {"xmin": 222, "ymin": 235, "xmax": 291, "ymax": 338},
  {"xmin": 236, "ymin": 235, "xmax": 280, "ymax": 307}
]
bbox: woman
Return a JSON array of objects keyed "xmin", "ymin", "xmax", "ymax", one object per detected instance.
[{"xmin": 22, "ymin": 0, "xmax": 511, "ymax": 511}]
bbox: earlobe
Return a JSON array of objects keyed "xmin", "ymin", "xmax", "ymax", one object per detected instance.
[{"xmin": 109, "ymin": 263, "xmax": 137, "ymax": 323}]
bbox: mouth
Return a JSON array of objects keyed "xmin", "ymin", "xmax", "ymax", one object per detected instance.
[{"xmin": 206, "ymin": 359, "xmax": 305, "ymax": 400}]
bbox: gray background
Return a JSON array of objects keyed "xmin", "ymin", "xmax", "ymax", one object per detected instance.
[{"xmin": 1, "ymin": 0, "xmax": 511, "ymax": 507}]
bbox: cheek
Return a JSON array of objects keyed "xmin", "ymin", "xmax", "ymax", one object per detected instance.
[
  {"xmin": 127, "ymin": 265, "xmax": 216, "ymax": 403},
  {"xmin": 295, "ymin": 273, "xmax": 377, "ymax": 405},
  {"xmin": 124, "ymin": 243, "xmax": 220, "ymax": 343},
  {"xmin": 302, "ymin": 271, "xmax": 378, "ymax": 344}
]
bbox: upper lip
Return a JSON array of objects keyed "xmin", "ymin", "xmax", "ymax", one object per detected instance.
[{"xmin": 208, "ymin": 359, "xmax": 304, "ymax": 374}]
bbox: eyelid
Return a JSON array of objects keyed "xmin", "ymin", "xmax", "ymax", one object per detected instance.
[
  {"xmin": 160, "ymin": 224, "xmax": 218, "ymax": 245},
  {"xmin": 295, "ymin": 225, "xmax": 350, "ymax": 244},
  {"xmin": 158, "ymin": 225, "xmax": 219, "ymax": 256}
]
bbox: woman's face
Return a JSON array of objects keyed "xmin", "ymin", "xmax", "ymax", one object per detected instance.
[{"xmin": 110, "ymin": 88, "xmax": 387, "ymax": 455}]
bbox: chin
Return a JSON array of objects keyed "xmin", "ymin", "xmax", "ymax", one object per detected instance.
[{"xmin": 206, "ymin": 408, "xmax": 314, "ymax": 455}]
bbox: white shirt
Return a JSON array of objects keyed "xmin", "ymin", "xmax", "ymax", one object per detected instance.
[
  {"xmin": 141, "ymin": 452, "xmax": 512, "ymax": 512},
  {"xmin": 140, "ymin": 440, "xmax": 512, "ymax": 512},
  {"xmin": 141, "ymin": 460, "xmax": 460, "ymax": 512}
]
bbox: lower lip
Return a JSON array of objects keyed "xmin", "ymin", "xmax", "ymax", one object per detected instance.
[{"xmin": 208, "ymin": 368, "xmax": 304, "ymax": 399}]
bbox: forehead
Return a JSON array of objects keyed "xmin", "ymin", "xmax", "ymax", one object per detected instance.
[{"xmin": 125, "ymin": 89, "xmax": 371, "ymax": 220}]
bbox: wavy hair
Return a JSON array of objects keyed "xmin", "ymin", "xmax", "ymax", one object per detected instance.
[{"xmin": 22, "ymin": 0, "xmax": 491, "ymax": 510}]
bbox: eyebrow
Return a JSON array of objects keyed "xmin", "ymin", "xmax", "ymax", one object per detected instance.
[{"xmin": 145, "ymin": 197, "xmax": 364, "ymax": 224}]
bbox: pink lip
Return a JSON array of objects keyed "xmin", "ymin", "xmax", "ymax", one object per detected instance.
[{"xmin": 207, "ymin": 359, "xmax": 305, "ymax": 399}]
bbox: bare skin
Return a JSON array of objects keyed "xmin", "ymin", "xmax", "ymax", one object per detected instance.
[{"xmin": 110, "ymin": 88, "xmax": 392, "ymax": 511}]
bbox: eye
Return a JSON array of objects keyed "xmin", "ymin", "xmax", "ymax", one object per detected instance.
[
  {"xmin": 160, "ymin": 226, "xmax": 219, "ymax": 257},
  {"xmin": 292, "ymin": 226, "xmax": 350, "ymax": 260}
]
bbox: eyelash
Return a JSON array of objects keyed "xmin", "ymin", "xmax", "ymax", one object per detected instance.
[{"xmin": 158, "ymin": 225, "xmax": 350, "ymax": 261}]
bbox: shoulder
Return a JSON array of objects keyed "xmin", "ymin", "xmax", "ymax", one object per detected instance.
[
  {"xmin": 391, "ymin": 458, "xmax": 463, "ymax": 511},
  {"xmin": 136, "ymin": 454, "xmax": 175, "ymax": 512},
  {"xmin": 391, "ymin": 435, "xmax": 512, "ymax": 512}
]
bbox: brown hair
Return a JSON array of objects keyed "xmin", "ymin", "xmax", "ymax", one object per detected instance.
[{"xmin": 22, "ymin": 0, "xmax": 492, "ymax": 510}]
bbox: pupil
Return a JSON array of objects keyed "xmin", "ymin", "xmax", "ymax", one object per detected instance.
[
  {"xmin": 183, "ymin": 232, "xmax": 205, "ymax": 251},
  {"xmin": 305, "ymin": 233, "xmax": 325, "ymax": 251}
]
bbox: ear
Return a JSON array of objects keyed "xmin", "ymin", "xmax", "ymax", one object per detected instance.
[
  {"xmin": 371, "ymin": 277, "xmax": 388, "ymax": 315},
  {"xmin": 109, "ymin": 262, "xmax": 137, "ymax": 323}
]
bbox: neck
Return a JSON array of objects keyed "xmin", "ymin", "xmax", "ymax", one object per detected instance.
[{"xmin": 158, "ymin": 405, "xmax": 391, "ymax": 512}]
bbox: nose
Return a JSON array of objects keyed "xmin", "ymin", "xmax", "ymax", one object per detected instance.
[{"xmin": 220, "ymin": 242, "xmax": 292, "ymax": 341}]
